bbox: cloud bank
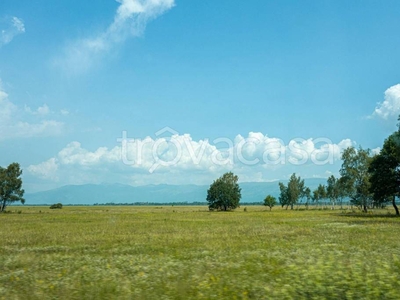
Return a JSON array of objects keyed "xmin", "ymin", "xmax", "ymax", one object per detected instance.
[
  {"xmin": 372, "ymin": 84, "xmax": 400, "ymax": 120},
  {"xmin": 0, "ymin": 16, "xmax": 25, "ymax": 47},
  {"xmin": 28, "ymin": 133, "xmax": 355, "ymax": 187},
  {"xmin": 54, "ymin": 0, "xmax": 175, "ymax": 73}
]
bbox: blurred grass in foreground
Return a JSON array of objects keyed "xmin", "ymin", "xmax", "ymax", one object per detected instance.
[{"xmin": 1, "ymin": 206, "xmax": 400, "ymax": 299}]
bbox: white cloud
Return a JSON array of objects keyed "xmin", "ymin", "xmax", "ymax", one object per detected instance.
[
  {"xmin": 28, "ymin": 132, "xmax": 355, "ymax": 186},
  {"xmin": 54, "ymin": 0, "xmax": 175, "ymax": 73},
  {"xmin": 0, "ymin": 87, "xmax": 17, "ymax": 121},
  {"xmin": 371, "ymin": 147, "xmax": 381, "ymax": 155},
  {"xmin": 8, "ymin": 120, "xmax": 64, "ymax": 139},
  {"xmin": 58, "ymin": 142, "xmax": 121, "ymax": 166},
  {"xmin": 25, "ymin": 104, "xmax": 50, "ymax": 116},
  {"xmin": 27, "ymin": 158, "xmax": 59, "ymax": 181},
  {"xmin": 0, "ymin": 16, "xmax": 25, "ymax": 47},
  {"xmin": 372, "ymin": 84, "xmax": 400, "ymax": 120},
  {"xmin": 0, "ymin": 82, "xmax": 64, "ymax": 141}
]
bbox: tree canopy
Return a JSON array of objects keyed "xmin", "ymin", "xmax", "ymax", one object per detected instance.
[
  {"xmin": 279, "ymin": 173, "xmax": 305, "ymax": 210},
  {"xmin": 326, "ymin": 175, "xmax": 345, "ymax": 209},
  {"xmin": 0, "ymin": 163, "xmax": 25, "ymax": 212},
  {"xmin": 340, "ymin": 147, "xmax": 372, "ymax": 212},
  {"xmin": 206, "ymin": 172, "xmax": 241, "ymax": 211},
  {"xmin": 369, "ymin": 131, "xmax": 400, "ymax": 215},
  {"xmin": 312, "ymin": 184, "xmax": 327, "ymax": 208},
  {"xmin": 263, "ymin": 195, "xmax": 277, "ymax": 211}
]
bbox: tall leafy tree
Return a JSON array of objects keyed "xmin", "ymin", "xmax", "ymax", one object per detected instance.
[
  {"xmin": 207, "ymin": 172, "xmax": 241, "ymax": 211},
  {"xmin": 0, "ymin": 163, "xmax": 25, "ymax": 212},
  {"xmin": 312, "ymin": 184, "xmax": 326, "ymax": 209},
  {"xmin": 326, "ymin": 175, "xmax": 345, "ymax": 209},
  {"xmin": 337, "ymin": 177, "xmax": 347, "ymax": 209},
  {"xmin": 303, "ymin": 187, "xmax": 311, "ymax": 209},
  {"xmin": 318, "ymin": 184, "xmax": 327, "ymax": 208},
  {"xmin": 312, "ymin": 188, "xmax": 319, "ymax": 208},
  {"xmin": 278, "ymin": 173, "xmax": 305, "ymax": 210},
  {"xmin": 369, "ymin": 131, "xmax": 400, "ymax": 215},
  {"xmin": 278, "ymin": 182, "xmax": 289, "ymax": 208},
  {"xmin": 340, "ymin": 147, "xmax": 372, "ymax": 212}
]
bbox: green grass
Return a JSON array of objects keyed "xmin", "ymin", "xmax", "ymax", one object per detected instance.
[{"xmin": 1, "ymin": 206, "xmax": 400, "ymax": 299}]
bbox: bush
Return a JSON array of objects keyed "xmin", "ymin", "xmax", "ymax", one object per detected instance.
[{"xmin": 50, "ymin": 203, "xmax": 63, "ymax": 209}]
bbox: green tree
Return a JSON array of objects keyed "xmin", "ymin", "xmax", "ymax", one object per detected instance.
[
  {"xmin": 263, "ymin": 195, "xmax": 277, "ymax": 211},
  {"xmin": 340, "ymin": 147, "xmax": 372, "ymax": 212},
  {"xmin": 278, "ymin": 173, "xmax": 305, "ymax": 210},
  {"xmin": 369, "ymin": 131, "xmax": 400, "ymax": 215},
  {"xmin": 303, "ymin": 187, "xmax": 311, "ymax": 209},
  {"xmin": 297, "ymin": 186, "xmax": 311, "ymax": 209},
  {"xmin": 319, "ymin": 184, "xmax": 327, "ymax": 208},
  {"xmin": 326, "ymin": 175, "xmax": 345, "ymax": 210},
  {"xmin": 312, "ymin": 188, "xmax": 319, "ymax": 208},
  {"xmin": 0, "ymin": 163, "xmax": 25, "ymax": 212},
  {"xmin": 312, "ymin": 184, "xmax": 326, "ymax": 209},
  {"xmin": 207, "ymin": 172, "xmax": 241, "ymax": 211},
  {"xmin": 278, "ymin": 182, "xmax": 289, "ymax": 208}
]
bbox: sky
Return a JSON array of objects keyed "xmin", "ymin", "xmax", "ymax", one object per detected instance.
[{"xmin": 0, "ymin": 0, "xmax": 400, "ymax": 193}]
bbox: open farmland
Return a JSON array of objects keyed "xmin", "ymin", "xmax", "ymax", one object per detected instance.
[{"xmin": 1, "ymin": 206, "xmax": 400, "ymax": 299}]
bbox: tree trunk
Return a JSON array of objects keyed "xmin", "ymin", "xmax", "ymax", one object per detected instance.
[{"xmin": 393, "ymin": 196, "xmax": 399, "ymax": 216}]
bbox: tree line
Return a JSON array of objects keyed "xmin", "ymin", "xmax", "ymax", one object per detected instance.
[{"xmin": 207, "ymin": 117, "xmax": 400, "ymax": 214}]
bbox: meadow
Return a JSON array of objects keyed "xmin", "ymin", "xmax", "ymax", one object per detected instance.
[{"xmin": 1, "ymin": 205, "xmax": 400, "ymax": 299}]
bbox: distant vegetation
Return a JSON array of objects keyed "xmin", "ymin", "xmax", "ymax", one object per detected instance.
[
  {"xmin": 273, "ymin": 116, "xmax": 400, "ymax": 215},
  {"xmin": 94, "ymin": 201, "xmax": 209, "ymax": 206},
  {"xmin": 50, "ymin": 203, "xmax": 63, "ymax": 209}
]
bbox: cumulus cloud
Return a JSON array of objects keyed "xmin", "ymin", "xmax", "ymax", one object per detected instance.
[
  {"xmin": 27, "ymin": 158, "xmax": 59, "ymax": 181},
  {"xmin": 57, "ymin": 142, "xmax": 121, "ymax": 165},
  {"xmin": 0, "ymin": 82, "xmax": 64, "ymax": 141},
  {"xmin": 28, "ymin": 132, "xmax": 355, "ymax": 186},
  {"xmin": 371, "ymin": 84, "xmax": 400, "ymax": 120},
  {"xmin": 54, "ymin": 0, "xmax": 175, "ymax": 73},
  {"xmin": 0, "ymin": 16, "xmax": 25, "ymax": 47}
]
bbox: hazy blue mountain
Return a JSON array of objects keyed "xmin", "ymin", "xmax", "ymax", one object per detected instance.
[{"xmin": 25, "ymin": 178, "xmax": 327, "ymax": 205}]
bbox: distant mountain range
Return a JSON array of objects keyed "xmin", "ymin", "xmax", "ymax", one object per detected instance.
[{"xmin": 25, "ymin": 178, "xmax": 327, "ymax": 205}]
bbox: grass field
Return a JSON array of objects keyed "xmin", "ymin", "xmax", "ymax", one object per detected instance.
[{"xmin": 1, "ymin": 205, "xmax": 400, "ymax": 299}]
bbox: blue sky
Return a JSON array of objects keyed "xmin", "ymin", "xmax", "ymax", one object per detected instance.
[{"xmin": 0, "ymin": 0, "xmax": 399, "ymax": 192}]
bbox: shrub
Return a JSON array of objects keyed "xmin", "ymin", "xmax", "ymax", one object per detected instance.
[{"xmin": 50, "ymin": 203, "xmax": 63, "ymax": 209}]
